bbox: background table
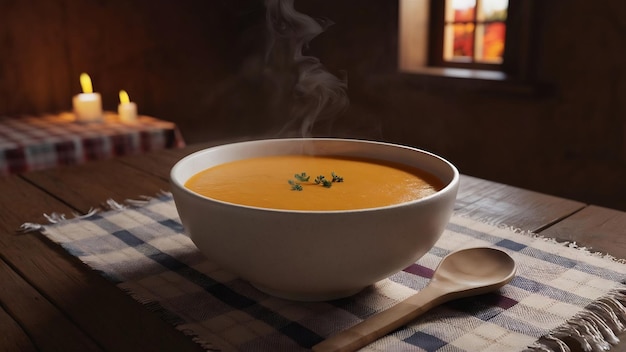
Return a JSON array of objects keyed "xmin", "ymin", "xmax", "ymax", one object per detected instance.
[
  {"xmin": 1, "ymin": 141, "xmax": 625, "ymax": 351},
  {"xmin": 0, "ymin": 112, "xmax": 185, "ymax": 176}
]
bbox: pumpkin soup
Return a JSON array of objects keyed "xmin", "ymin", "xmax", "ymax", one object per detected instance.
[{"xmin": 184, "ymin": 155, "xmax": 443, "ymax": 211}]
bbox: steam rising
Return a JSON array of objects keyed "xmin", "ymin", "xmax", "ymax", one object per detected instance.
[{"xmin": 264, "ymin": 0, "xmax": 349, "ymax": 137}]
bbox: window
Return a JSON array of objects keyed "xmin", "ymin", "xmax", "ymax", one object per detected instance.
[
  {"xmin": 433, "ymin": 0, "xmax": 508, "ymax": 69},
  {"xmin": 399, "ymin": 0, "xmax": 534, "ymax": 81}
]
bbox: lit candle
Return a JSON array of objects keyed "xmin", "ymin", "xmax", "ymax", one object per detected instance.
[
  {"xmin": 72, "ymin": 73, "xmax": 103, "ymax": 122},
  {"xmin": 118, "ymin": 90, "xmax": 138, "ymax": 123}
]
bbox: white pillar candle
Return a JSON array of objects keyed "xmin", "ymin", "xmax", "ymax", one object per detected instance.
[
  {"xmin": 118, "ymin": 90, "xmax": 138, "ymax": 123},
  {"xmin": 73, "ymin": 73, "xmax": 103, "ymax": 122}
]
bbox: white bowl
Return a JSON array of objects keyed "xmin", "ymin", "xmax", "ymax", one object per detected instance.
[{"xmin": 170, "ymin": 138, "xmax": 459, "ymax": 301}]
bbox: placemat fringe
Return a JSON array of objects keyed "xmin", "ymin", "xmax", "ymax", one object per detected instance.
[
  {"xmin": 525, "ymin": 288, "xmax": 626, "ymax": 352},
  {"xmin": 492, "ymin": 219, "xmax": 626, "ymax": 265},
  {"xmin": 124, "ymin": 190, "xmax": 173, "ymax": 207},
  {"xmin": 107, "ymin": 190, "xmax": 173, "ymax": 209},
  {"xmin": 20, "ymin": 208, "xmax": 99, "ymax": 232},
  {"xmin": 18, "ymin": 191, "xmax": 172, "ymax": 232}
]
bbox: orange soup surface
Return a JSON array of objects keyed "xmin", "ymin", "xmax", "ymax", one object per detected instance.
[{"xmin": 184, "ymin": 155, "xmax": 444, "ymax": 211}]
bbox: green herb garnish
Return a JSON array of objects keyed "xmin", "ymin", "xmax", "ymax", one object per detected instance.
[
  {"xmin": 331, "ymin": 172, "xmax": 343, "ymax": 183},
  {"xmin": 288, "ymin": 179, "xmax": 303, "ymax": 191},
  {"xmin": 314, "ymin": 175, "xmax": 332, "ymax": 188},
  {"xmin": 294, "ymin": 172, "xmax": 310, "ymax": 182},
  {"xmin": 289, "ymin": 172, "xmax": 344, "ymax": 190}
]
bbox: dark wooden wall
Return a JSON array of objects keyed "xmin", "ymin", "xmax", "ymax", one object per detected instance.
[
  {"xmin": 0, "ymin": 0, "xmax": 250, "ymax": 126},
  {"xmin": 2, "ymin": 0, "xmax": 626, "ymax": 211}
]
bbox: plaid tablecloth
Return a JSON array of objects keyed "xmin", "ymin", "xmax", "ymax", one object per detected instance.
[
  {"xmin": 0, "ymin": 112, "xmax": 185, "ymax": 176},
  {"xmin": 24, "ymin": 194, "xmax": 626, "ymax": 352}
]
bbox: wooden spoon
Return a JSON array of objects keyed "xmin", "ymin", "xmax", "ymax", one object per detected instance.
[{"xmin": 312, "ymin": 247, "xmax": 516, "ymax": 352}]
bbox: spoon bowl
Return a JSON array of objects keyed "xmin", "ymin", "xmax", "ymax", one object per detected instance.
[
  {"xmin": 430, "ymin": 247, "xmax": 517, "ymax": 297},
  {"xmin": 312, "ymin": 247, "xmax": 516, "ymax": 352}
]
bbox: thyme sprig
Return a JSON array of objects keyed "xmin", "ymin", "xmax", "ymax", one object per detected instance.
[
  {"xmin": 294, "ymin": 172, "xmax": 310, "ymax": 182},
  {"xmin": 314, "ymin": 175, "xmax": 332, "ymax": 188},
  {"xmin": 288, "ymin": 179, "xmax": 303, "ymax": 191},
  {"xmin": 331, "ymin": 172, "xmax": 343, "ymax": 183},
  {"xmin": 289, "ymin": 171, "xmax": 344, "ymax": 191}
]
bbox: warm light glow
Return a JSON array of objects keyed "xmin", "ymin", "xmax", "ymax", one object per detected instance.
[
  {"xmin": 80, "ymin": 73, "xmax": 93, "ymax": 94},
  {"xmin": 398, "ymin": 0, "xmax": 430, "ymax": 72},
  {"xmin": 119, "ymin": 90, "xmax": 130, "ymax": 104}
]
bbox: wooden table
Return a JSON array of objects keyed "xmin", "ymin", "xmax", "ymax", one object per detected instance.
[{"xmin": 1, "ymin": 141, "xmax": 625, "ymax": 351}]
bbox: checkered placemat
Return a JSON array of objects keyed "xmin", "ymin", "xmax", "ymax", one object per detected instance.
[
  {"xmin": 0, "ymin": 112, "xmax": 185, "ymax": 175},
  {"xmin": 24, "ymin": 193, "xmax": 626, "ymax": 352}
]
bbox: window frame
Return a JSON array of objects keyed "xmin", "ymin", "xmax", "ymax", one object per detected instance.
[
  {"xmin": 428, "ymin": 0, "xmax": 508, "ymax": 71},
  {"xmin": 398, "ymin": 0, "xmax": 535, "ymax": 83}
]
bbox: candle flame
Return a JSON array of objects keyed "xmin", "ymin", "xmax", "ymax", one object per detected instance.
[
  {"xmin": 80, "ymin": 73, "xmax": 93, "ymax": 94},
  {"xmin": 119, "ymin": 90, "xmax": 130, "ymax": 104}
]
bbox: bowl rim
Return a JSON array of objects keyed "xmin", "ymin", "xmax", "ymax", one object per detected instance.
[{"xmin": 170, "ymin": 137, "xmax": 460, "ymax": 214}]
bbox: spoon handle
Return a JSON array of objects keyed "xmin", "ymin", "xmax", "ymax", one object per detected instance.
[{"xmin": 312, "ymin": 285, "xmax": 446, "ymax": 352}]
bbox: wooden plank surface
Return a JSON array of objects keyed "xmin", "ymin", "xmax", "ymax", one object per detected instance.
[
  {"xmin": 3, "ymin": 230, "xmax": 205, "ymax": 352},
  {"xmin": 455, "ymin": 175, "xmax": 586, "ymax": 232},
  {"xmin": 0, "ymin": 265, "xmax": 38, "ymax": 352},
  {"xmin": 21, "ymin": 158, "xmax": 171, "ymax": 212},
  {"xmin": 0, "ymin": 176, "xmax": 94, "ymax": 351},
  {"xmin": 116, "ymin": 140, "xmax": 231, "ymax": 180},
  {"xmin": 540, "ymin": 205, "xmax": 626, "ymax": 260},
  {"xmin": 0, "ymin": 174, "xmax": 204, "ymax": 351},
  {"xmin": 0, "ymin": 258, "xmax": 101, "ymax": 351}
]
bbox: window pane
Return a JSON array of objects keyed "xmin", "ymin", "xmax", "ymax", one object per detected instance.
[
  {"xmin": 482, "ymin": 0, "xmax": 508, "ymax": 21},
  {"xmin": 481, "ymin": 22, "xmax": 505, "ymax": 62},
  {"xmin": 441, "ymin": 0, "xmax": 507, "ymax": 67},
  {"xmin": 447, "ymin": 23, "xmax": 474, "ymax": 60},
  {"xmin": 446, "ymin": 0, "xmax": 476, "ymax": 22}
]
